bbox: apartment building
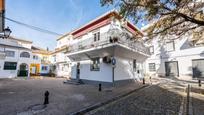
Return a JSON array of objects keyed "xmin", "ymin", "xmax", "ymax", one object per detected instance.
[{"xmin": 57, "ymin": 10, "xmax": 150, "ymax": 85}]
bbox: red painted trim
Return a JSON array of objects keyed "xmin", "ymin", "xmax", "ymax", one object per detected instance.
[
  {"xmin": 73, "ymin": 18, "xmax": 111, "ymax": 38},
  {"xmin": 127, "ymin": 22, "xmax": 143, "ymax": 36}
]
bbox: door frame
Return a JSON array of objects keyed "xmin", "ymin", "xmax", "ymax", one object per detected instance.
[
  {"xmin": 76, "ymin": 62, "xmax": 80, "ymax": 81},
  {"xmin": 165, "ymin": 61, "xmax": 179, "ymax": 77}
]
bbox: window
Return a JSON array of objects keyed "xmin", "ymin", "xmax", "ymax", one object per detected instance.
[
  {"xmin": 90, "ymin": 58, "xmax": 100, "ymax": 71},
  {"xmin": 165, "ymin": 41, "xmax": 175, "ymax": 51},
  {"xmin": 149, "ymin": 63, "xmax": 156, "ymax": 72},
  {"xmin": 64, "ymin": 64, "xmax": 69, "ymax": 72},
  {"xmin": 41, "ymin": 66, "xmax": 48, "ymax": 71},
  {"xmin": 94, "ymin": 32, "xmax": 100, "ymax": 42},
  {"xmin": 5, "ymin": 50, "xmax": 15, "ymax": 57},
  {"xmin": 4, "ymin": 62, "xmax": 17, "ymax": 70},
  {"xmin": 149, "ymin": 46, "xmax": 154, "ymax": 54},
  {"xmin": 20, "ymin": 52, "xmax": 30, "ymax": 58},
  {"xmin": 53, "ymin": 55, "xmax": 56, "ymax": 62},
  {"xmin": 33, "ymin": 55, "xmax": 38, "ymax": 60},
  {"xmin": 133, "ymin": 59, "xmax": 136, "ymax": 72}
]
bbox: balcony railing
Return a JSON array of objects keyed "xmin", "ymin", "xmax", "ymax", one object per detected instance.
[{"xmin": 68, "ymin": 32, "xmax": 150, "ymax": 55}]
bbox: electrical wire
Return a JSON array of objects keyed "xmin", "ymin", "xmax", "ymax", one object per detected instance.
[{"xmin": 5, "ymin": 17, "xmax": 63, "ymax": 36}]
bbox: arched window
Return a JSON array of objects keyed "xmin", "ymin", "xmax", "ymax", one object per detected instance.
[{"xmin": 20, "ymin": 52, "xmax": 30, "ymax": 58}]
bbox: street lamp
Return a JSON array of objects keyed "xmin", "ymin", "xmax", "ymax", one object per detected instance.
[{"xmin": 1, "ymin": 27, "xmax": 11, "ymax": 39}]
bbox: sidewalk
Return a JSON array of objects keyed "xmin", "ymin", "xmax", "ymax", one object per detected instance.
[{"xmin": 147, "ymin": 76, "xmax": 204, "ymax": 115}]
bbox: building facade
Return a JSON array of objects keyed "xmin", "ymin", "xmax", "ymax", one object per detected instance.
[
  {"xmin": 144, "ymin": 32, "xmax": 204, "ymax": 80},
  {"xmin": 0, "ymin": 37, "xmax": 32, "ymax": 78},
  {"xmin": 30, "ymin": 46, "xmax": 52, "ymax": 76},
  {"xmin": 51, "ymin": 37, "xmax": 70, "ymax": 78},
  {"xmin": 57, "ymin": 10, "xmax": 150, "ymax": 84}
]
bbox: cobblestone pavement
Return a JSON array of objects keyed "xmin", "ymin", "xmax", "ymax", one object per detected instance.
[
  {"xmin": 191, "ymin": 87, "xmax": 204, "ymax": 115},
  {"xmin": 86, "ymin": 79, "xmax": 186, "ymax": 115}
]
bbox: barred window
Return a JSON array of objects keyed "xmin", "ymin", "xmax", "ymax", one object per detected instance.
[
  {"xmin": 90, "ymin": 58, "xmax": 100, "ymax": 71},
  {"xmin": 149, "ymin": 63, "xmax": 156, "ymax": 72},
  {"xmin": 20, "ymin": 52, "xmax": 30, "ymax": 58},
  {"xmin": 5, "ymin": 50, "xmax": 15, "ymax": 57},
  {"xmin": 4, "ymin": 62, "xmax": 17, "ymax": 70}
]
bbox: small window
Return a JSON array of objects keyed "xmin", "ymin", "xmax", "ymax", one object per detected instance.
[
  {"xmin": 90, "ymin": 58, "xmax": 100, "ymax": 71},
  {"xmin": 166, "ymin": 41, "xmax": 175, "ymax": 51},
  {"xmin": 64, "ymin": 64, "xmax": 69, "ymax": 72},
  {"xmin": 133, "ymin": 59, "xmax": 136, "ymax": 72},
  {"xmin": 4, "ymin": 62, "xmax": 17, "ymax": 70},
  {"xmin": 53, "ymin": 55, "xmax": 56, "ymax": 62},
  {"xmin": 5, "ymin": 50, "xmax": 15, "ymax": 57},
  {"xmin": 20, "ymin": 52, "xmax": 30, "ymax": 58},
  {"xmin": 94, "ymin": 32, "xmax": 100, "ymax": 42},
  {"xmin": 41, "ymin": 66, "xmax": 48, "ymax": 71},
  {"xmin": 149, "ymin": 46, "xmax": 154, "ymax": 54},
  {"xmin": 149, "ymin": 63, "xmax": 156, "ymax": 72},
  {"xmin": 33, "ymin": 55, "xmax": 38, "ymax": 60}
]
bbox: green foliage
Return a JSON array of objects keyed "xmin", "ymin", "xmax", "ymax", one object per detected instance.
[{"xmin": 101, "ymin": 0, "xmax": 204, "ymax": 40}]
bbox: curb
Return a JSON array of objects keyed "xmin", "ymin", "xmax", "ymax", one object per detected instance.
[{"xmin": 69, "ymin": 84, "xmax": 149, "ymax": 115}]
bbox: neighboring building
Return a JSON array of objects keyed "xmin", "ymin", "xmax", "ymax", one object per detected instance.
[
  {"xmin": 0, "ymin": 36, "xmax": 32, "ymax": 78},
  {"xmin": 30, "ymin": 46, "xmax": 52, "ymax": 76},
  {"xmin": 143, "ymin": 27, "xmax": 204, "ymax": 80},
  {"xmin": 51, "ymin": 36, "xmax": 70, "ymax": 78},
  {"xmin": 58, "ymin": 10, "xmax": 150, "ymax": 85}
]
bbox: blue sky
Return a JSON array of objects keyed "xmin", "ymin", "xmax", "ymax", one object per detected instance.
[{"xmin": 6, "ymin": 0, "xmax": 143, "ymax": 50}]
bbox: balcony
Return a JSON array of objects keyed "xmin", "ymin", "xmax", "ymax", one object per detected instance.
[{"xmin": 67, "ymin": 31, "xmax": 150, "ymax": 56}]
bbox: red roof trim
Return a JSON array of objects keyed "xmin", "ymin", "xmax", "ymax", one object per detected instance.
[{"xmin": 72, "ymin": 14, "xmax": 111, "ymax": 36}]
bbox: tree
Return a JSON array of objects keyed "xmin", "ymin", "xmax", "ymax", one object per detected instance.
[{"xmin": 101, "ymin": 0, "xmax": 204, "ymax": 40}]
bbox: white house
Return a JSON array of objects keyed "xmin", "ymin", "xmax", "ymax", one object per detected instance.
[
  {"xmin": 51, "ymin": 36, "xmax": 70, "ymax": 78},
  {"xmin": 0, "ymin": 36, "xmax": 32, "ymax": 78},
  {"xmin": 58, "ymin": 10, "xmax": 150, "ymax": 85},
  {"xmin": 143, "ymin": 27, "xmax": 204, "ymax": 80}
]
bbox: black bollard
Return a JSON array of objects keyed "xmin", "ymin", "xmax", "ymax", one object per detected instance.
[
  {"xmin": 143, "ymin": 78, "xmax": 145, "ymax": 84},
  {"xmin": 198, "ymin": 80, "xmax": 201, "ymax": 87},
  {"xmin": 44, "ymin": 91, "xmax": 49, "ymax": 105},
  {"xmin": 99, "ymin": 83, "xmax": 102, "ymax": 91}
]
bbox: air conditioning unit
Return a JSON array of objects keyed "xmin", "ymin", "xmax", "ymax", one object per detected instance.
[{"xmin": 103, "ymin": 56, "xmax": 111, "ymax": 64}]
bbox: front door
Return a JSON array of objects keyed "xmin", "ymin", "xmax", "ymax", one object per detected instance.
[
  {"xmin": 165, "ymin": 61, "xmax": 179, "ymax": 77},
  {"xmin": 76, "ymin": 62, "xmax": 80, "ymax": 81},
  {"xmin": 18, "ymin": 63, "xmax": 28, "ymax": 77},
  {"xmin": 192, "ymin": 59, "xmax": 204, "ymax": 78}
]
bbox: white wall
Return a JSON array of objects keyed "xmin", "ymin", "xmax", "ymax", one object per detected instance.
[
  {"xmin": 0, "ymin": 47, "xmax": 31, "ymax": 78},
  {"xmin": 71, "ymin": 59, "xmax": 112, "ymax": 82},
  {"xmin": 114, "ymin": 56, "xmax": 144, "ymax": 81},
  {"xmin": 145, "ymin": 35, "xmax": 204, "ymax": 79}
]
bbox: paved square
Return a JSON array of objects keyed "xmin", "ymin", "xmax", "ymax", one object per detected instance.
[{"xmin": 0, "ymin": 77, "xmax": 143, "ymax": 115}]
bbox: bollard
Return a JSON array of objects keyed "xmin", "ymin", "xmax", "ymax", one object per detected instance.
[
  {"xmin": 198, "ymin": 80, "xmax": 201, "ymax": 87},
  {"xmin": 143, "ymin": 78, "xmax": 145, "ymax": 84},
  {"xmin": 44, "ymin": 91, "xmax": 49, "ymax": 105},
  {"xmin": 99, "ymin": 83, "xmax": 102, "ymax": 92}
]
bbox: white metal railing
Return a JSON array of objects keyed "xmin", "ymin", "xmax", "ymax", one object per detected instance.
[{"xmin": 68, "ymin": 32, "xmax": 150, "ymax": 55}]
